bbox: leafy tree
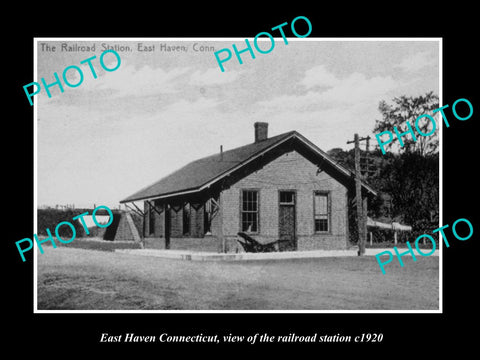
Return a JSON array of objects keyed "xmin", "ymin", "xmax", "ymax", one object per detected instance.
[
  {"xmin": 327, "ymin": 146, "xmax": 439, "ymax": 243},
  {"xmin": 375, "ymin": 152, "xmax": 439, "ymax": 237},
  {"xmin": 374, "ymin": 92, "xmax": 439, "ymax": 156},
  {"xmin": 326, "ymin": 147, "xmax": 354, "ymax": 170}
]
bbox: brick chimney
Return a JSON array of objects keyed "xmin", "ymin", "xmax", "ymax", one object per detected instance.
[{"xmin": 254, "ymin": 122, "xmax": 268, "ymax": 143}]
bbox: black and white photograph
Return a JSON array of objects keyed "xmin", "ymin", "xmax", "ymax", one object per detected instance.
[{"xmin": 33, "ymin": 38, "xmax": 440, "ymax": 312}]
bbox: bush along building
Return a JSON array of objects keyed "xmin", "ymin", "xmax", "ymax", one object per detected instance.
[{"xmin": 119, "ymin": 123, "xmax": 376, "ymax": 253}]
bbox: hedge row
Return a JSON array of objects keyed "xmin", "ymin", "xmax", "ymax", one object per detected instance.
[
  {"xmin": 37, "ymin": 208, "xmax": 122, "ymax": 238},
  {"xmin": 37, "ymin": 209, "xmax": 88, "ymax": 237}
]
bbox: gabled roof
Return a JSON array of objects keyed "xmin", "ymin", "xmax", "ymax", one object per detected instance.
[{"xmin": 120, "ymin": 131, "xmax": 376, "ymax": 203}]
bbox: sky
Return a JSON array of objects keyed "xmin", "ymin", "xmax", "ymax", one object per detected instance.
[{"xmin": 36, "ymin": 38, "xmax": 440, "ymax": 209}]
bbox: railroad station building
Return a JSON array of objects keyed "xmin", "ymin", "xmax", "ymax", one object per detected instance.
[{"xmin": 119, "ymin": 123, "xmax": 376, "ymax": 252}]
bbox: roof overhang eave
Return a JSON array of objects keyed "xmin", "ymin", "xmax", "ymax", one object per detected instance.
[
  {"xmin": 119, "ymin": 187, "xmax": 202, "ymax": 204},
  {"xmin": 292, "ymin": 132, "xmax": 377, "ymax": 196},
  {"xmin": 119, "ymin": 131, "xmax": 377, "ymax": 203}
]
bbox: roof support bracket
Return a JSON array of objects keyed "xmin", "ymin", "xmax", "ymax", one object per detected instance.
[
  {"xmin": 146, "ymin": 200, "xmax": 164, "ymax": 216},
  {"xmin": 125, "ymin": 202, "xmax": 145, "ymax": 217}
]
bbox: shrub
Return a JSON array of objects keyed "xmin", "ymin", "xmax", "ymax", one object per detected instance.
[{"xmin": 37, "ymin": 209, "xmax": 89, "ymax": 238}]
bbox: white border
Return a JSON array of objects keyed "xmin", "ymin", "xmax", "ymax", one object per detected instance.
[
  {"xmin": 33, "ymin": 38, "xmax": 39, "ymax": 312},
  {"xmin": 438, "ymin": 38, "xmax": 443, "ymax": 314},
  {"xmin": 33, "ymin": 37, "xmax": 442, "ymax": 314}
]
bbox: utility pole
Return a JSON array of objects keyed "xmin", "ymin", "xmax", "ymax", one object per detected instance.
[
  {"xmin": 365, "ymin": 136, "xmax": 370, "ymax": 177},
  {"xmin": 347, "ymin": 134, "xmax": 369, "ymax": 256}
]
